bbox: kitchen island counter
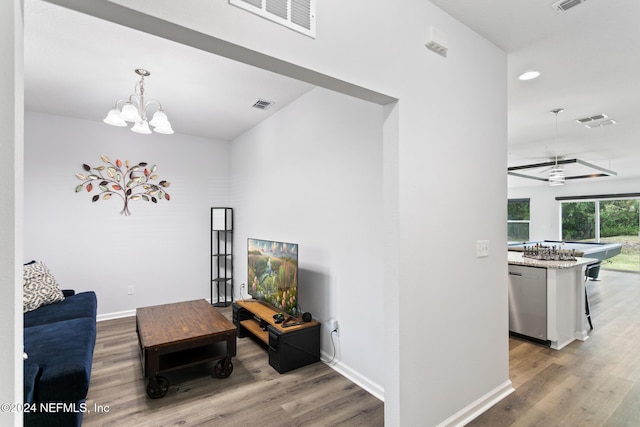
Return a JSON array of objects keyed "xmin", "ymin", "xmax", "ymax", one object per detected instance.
[{"xmin": 508, "ymin": 252, "xmax": 599, "ymax": 350}]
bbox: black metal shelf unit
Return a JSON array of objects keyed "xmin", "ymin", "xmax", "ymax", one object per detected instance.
[{"xmin": 211, "ymin": 207, "xmax": 233, "ymax": 307}]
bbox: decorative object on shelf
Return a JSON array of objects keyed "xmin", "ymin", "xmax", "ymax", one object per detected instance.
[
  {"xmin": 211, "ymin": 208, "xmax": 233, "ymax": 307},
  {"xmin": 74, "ymin": 155, "xmax": 171, "ymax": 216},
  {"xmin": 508, "ymin": 108, "xmax": 617, "ymax": 185},
  {"xmin": 103, "ymin": 68, "xmax": 174, "ymax": 135}
]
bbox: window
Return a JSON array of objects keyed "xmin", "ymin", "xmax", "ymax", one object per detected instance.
[
  {"xmin": 561, "ymin": 198, "xmax": 640, "ymax": 272},
  {"xmin": 561, "ymin": 201, "xmax": 596, "ymax": 241},
  {"xmin": 508, "ymin": 198, "xmax": 530, "ymax": 242}
]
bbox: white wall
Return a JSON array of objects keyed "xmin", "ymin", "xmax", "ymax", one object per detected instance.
[
  {"xmin": 17, "ymin": 1, "xmax": 510, "ymax": 425},
  {"xmin": 24, "ymin": 112, "xmax": 231, "ymax": 316},
  {"xmin": 0, "ymin": 1, "xmax": 23, "ymax": 425},
  {"xmin": 231, "ymin": 87, "xmax": 385, "ymax": 396},
  {"xmin": 509, "ymin": 178, "xmax": 640, "ymax": 240}
]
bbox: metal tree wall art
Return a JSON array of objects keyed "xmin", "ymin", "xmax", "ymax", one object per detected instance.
[{"xmin": 75, "ymin": 155, "xmax": 171, "ymax": 216}]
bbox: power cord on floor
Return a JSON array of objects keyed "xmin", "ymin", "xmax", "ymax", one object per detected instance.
[{"xmin": 327, "ymin": 328, "xmax": 338, "ymax": 364}]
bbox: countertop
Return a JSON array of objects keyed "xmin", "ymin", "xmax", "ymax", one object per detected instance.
[{"xmin": 508, "ymin": 251, "xmax": 600, "ymax": 269}]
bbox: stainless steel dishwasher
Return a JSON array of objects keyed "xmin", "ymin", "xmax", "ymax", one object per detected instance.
[{"xmin": 508, "ymin": 264, "xmax": 549, "ymax": 344}]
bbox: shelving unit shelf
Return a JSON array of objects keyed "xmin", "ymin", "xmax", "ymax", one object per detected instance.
[{"xmin": 211, "ymin": 207, "xmax": 233, "ymax": 307}]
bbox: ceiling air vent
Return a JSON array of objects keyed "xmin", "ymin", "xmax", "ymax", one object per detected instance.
[
  {"xmin": 576, "ymin": 113, "xmax": 608, "ymax": 124},
  {"xmin": 252, "ymin": 99, "xmax": 274, "ymax": 110},
  {"xmin": 552, "ymin": 0, "xmax": 587, "ymax": 13},
  {"xmin": 230, "ymin": 0, "xmax": 316, "ymax": 38}
]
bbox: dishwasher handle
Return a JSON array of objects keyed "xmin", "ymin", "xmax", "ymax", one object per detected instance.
[{"xmin": 509, "ymin": 272, "xmax": 523, "ymax": 276}]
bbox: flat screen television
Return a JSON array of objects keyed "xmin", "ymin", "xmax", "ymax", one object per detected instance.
[{"xmin": 247, "ymin": 238, "xmax": 298, "ymax": 317}]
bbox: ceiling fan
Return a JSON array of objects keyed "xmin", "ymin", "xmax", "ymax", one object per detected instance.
[{"xmin": 507, "ymin": 108, "xmax": 617, "ymax": 185}]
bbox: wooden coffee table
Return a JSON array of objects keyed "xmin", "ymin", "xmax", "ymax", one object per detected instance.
[{"xmin": 136, "ymin": 299, "xmax": 237, "ymax": 398}]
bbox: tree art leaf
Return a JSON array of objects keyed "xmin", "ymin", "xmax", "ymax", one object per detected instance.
[
  {"xmin": 83, "ymin": 164, "xmax": 91, "ymax": 172},
  {"xmin": 74, "ymin": 184, "xmax": 83, "ymax": 193},
  {"xmin": 103, "ymin": 193, "xmax": 112, "ymax": 200},
  {"xmin": 101, "ymin": 155, "xmax": 110, "ymax": 163},
  {"xmin": 75, "ymin": 173, "xmax": 86, "ymax": 180},
  {"xmin": 91, "ymin": 195, "xmax": 99, "ymax": 202},
  {"xmin": 86, "ymin": 183, "xmax": 93, "ymax": 192}
]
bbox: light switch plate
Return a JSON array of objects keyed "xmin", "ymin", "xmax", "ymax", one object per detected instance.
[{"xmin": 476, "ymin": 240, "xmax": 490, "ymax": 258}]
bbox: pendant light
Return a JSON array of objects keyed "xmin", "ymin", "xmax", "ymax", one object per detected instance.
[{"xmin": 548, "ymin": 108, "xmax": 565, "ymax": 186}]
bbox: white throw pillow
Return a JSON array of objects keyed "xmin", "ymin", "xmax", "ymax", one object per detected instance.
[{"xmin": 23, "ymin": 261, "xmax": 65, "ymax": 313}]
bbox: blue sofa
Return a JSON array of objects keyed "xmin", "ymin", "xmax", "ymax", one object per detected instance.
[{"xmin": 23, "ymin": 290, "xmax": 97, "ymax": 427}]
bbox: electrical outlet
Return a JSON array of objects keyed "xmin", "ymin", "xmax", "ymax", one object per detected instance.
[
  {"xmin": 327, "ymin": 318, "xmax": 339, "ymax": 332},
  {"xmin": 128, "ymin": 285, "xmax": 134, "ymax": 295}
]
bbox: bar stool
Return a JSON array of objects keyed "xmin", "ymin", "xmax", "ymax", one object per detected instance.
[{"xmin": 584, "ymin": 262, "xmax": 601, "ymax": 329}]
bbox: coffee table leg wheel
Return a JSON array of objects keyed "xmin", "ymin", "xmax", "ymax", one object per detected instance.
[
  {"xmin": 146, "ymin": 376, "xmax": 169, "ymax": 399},
  {"xmin": 214, "ymin": 358, "xmax": 233, "ymax": 379}
]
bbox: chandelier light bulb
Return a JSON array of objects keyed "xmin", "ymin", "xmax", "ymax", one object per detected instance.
[
  {"xmin": 103, "ymin": 108, "xmax": 127, "ymax": 127},
  {"xmin": 120, "ymin": 103, "xmax": 141, "ymax": 122},
  {"xmin": 131, "ymin": 119, "xmax": 152, "ymax": 134}
]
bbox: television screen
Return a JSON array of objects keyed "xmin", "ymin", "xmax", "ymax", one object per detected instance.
[{"xmin": 248, "ymin": 238, "xmax": 298, "ymax": 317}]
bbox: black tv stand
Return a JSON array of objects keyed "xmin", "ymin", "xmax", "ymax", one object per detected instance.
[{"xmin": 232, "ymin": 300, "xmax": 320, "ymax": 373}]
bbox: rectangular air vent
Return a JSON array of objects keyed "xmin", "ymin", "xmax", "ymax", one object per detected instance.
[
  {"xmin": 230, "ymin": 0, "xmax": 316, "ymax": 38},
  {"xmin": 252, "ymin": 99, "xmax": 274, "ymax": 110},
  {"xmin": 576, "ymin": 113, "xmax": 608, "ymax": 124},
  {"xmin": 552, "ymin": 0, "xmax": 587, "ymax": 13}
]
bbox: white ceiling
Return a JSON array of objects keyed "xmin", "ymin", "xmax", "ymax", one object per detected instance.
[
  {"xmin": 431, "ymin": 0, "xmax": 640, "ymax": 187},
  {"xmin": 24, "ymin": 0, "xmax": 315, "ymax": 141},
  {"xmin": 25, "ymin": 0, "xmax": 640, "ymax": 187}
]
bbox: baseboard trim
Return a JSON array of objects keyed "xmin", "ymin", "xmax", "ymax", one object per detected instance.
[
  {"xmin": 321, "ymin": 351, "xmax": 384, "ymax": 402},
  {"xmin": 436, "ymin": 380, "xmax": 514, "ymax": 427},
  {"xmin": 97, "ymin": 309, "xmax": 135, "ymax": 322}
]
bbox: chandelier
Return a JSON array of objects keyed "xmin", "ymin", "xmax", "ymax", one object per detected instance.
[{"xmin": 103, "ymin": 68, "xmax": 174, "ymax": 135}]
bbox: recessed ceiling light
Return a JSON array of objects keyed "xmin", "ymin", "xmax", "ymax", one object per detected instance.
[{"xmin": 518, "ymin": 71, "xmax": 541, "ymax": 81}]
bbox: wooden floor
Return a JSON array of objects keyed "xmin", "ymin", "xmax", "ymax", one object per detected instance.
[
  {"xmin": 84, "ymin": 269, "xmax": 640, "ymax": 426},
  {"xmin": 82, "ymin": 306, "xmax": 384, "ymax": 427},
  {"xmin": 470, "ymin": 269, "xmax": 640, "ymax": 426}
]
